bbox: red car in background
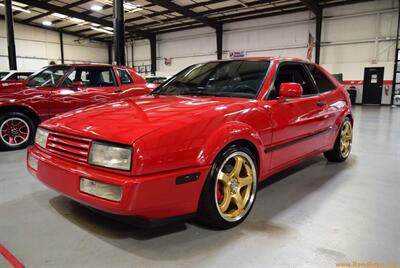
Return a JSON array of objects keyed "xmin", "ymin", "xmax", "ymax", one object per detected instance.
[
  {"xmin": 27, "ymin": 57, "xmax": 353, "ymax": 229},
  {"xmin": 0, "ymin": 64, "xmax": 151, "ymax": 150}
]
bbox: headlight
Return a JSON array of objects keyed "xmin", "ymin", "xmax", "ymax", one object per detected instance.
[
  {"xmin": 35, "ymin": 128, "xmax": 49, "ymax": 148},
  {"xmin": 88, "ymin": 141, "xmax": 132, "ymax": 171}
]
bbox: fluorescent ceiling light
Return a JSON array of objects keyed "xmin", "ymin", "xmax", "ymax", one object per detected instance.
[
  {"xmin": 91, "ymin": 23, "xmax": 100, "ymax": 27},
  {"xmin": 70, "ymin": 17, "xmax": 85, "ymax": 23},
  {"xmin": 90, "ymin": 27, "xmax": 113, "ymax": 35},
  {"xmin": 51, "ymin": 13, "xmax": 68, "ymax": 19},
  {"xmin": 104, "ymin": 26, "xmax": 113, "ymax": 31},
  {"xmin": 12, "ymin": 1, "xmax": 28, "ymax": 8},
  {"xmin": 42, "ymin": 20, "xmax": 52, "ymax": 26},
  {"xmin": 90, "ymin": 4, "xmax": 103, "ymax": 11},
  {"xmin": 0, "ymin": 3, "xmax": 31, "ymax": 13},
  {"xmin": 126, "ymin": 7, "xmax": 143, "ymax": 13}
]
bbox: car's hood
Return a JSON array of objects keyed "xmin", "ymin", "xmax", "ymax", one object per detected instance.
[{"xmin": 41, "ymin": 95, "xmax": 257, "ymax": 145}]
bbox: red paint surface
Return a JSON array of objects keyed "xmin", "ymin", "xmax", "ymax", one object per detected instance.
[
  {"xmin": 27, "ymin": 57, "xmax": 353, "ymax": 221},
  {"xmin": 0, "ymin": 64, "xmax": 152, "ymax": 123},
  {"xmin": 0, "ymin": 244, "xmax": 24, "ymax": 268}
]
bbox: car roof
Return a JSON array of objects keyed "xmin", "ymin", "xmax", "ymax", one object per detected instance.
[
  {"xmin": 201, "ymin": 56, "xmax": 310, "ymax": 64},
  {"xmin": 44, "ymin": 63, "xmax": 132, "ymax": 68}
]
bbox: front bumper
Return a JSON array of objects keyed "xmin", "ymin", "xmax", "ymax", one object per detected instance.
[{"xmin": 27, "ymin": 146, "xmax": 210, "ymax": 221}]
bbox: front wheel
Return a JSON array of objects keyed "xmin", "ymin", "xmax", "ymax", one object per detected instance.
[
  {"xmin": 197, "ymin": 144, "xmax": 258, "ymax": 229},
  {"xmin": 0, "ymin": 112, "xmax": 36, "ymax": 151},
  {"xmin": 324, "ymin": 117, "xmax": 353, "ymax": 162}
]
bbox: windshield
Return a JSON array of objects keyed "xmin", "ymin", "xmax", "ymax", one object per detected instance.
[
  {"xmin": 27, "ymin": 66, "xmax": 70, "ymax": 87},
  {"xmin": 152, "ymin": 60, "xmax": 270, "ymax": 99},
  {"xmin": 0, "ymin": 72, "xmax": 9, "ymax": 80}
]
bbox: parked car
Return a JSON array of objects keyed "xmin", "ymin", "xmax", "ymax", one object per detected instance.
[
  {"xmin": 0, "ymin": 64, "xmax": 152, "ymax": 150},
  {"xmin": 27, "ymin": 57, "xmax": 353, "ymax": 229},
  {"xmin": 0, "ymin": 70, "xmax": 35, "ymax": 90},
  {"xmin": 144, "ymin": 75, "xmax": 168, "ymax": 85}
]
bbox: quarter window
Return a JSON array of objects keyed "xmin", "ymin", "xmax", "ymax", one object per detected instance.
[
  {"xmin": 307, "ymin": 64, "xmax": 336, "ymax": 93},
  {"xmin": 117, "ymin": 69, "xmax": 134, "ymax": 85}
]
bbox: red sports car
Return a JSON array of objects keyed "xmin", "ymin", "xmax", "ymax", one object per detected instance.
[
  {"xmin": 27, "ymin": 57, "xmax": 353, "ymax": 229},
  {"xmin": 0, "ymin": 64, "xmax": 151, "ymax": 150}
]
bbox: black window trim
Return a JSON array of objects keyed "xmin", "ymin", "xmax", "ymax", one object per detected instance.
[{"xmin": 265, "ymin": 61, "xmax": 319, "ymax": 100}]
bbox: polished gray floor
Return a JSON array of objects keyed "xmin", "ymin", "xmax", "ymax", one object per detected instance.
[{"xmin": 0, "ymin": 106, "xmax": 399, "ymax": 268}]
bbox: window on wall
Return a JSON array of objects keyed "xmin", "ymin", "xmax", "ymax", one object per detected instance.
[{"xmin": 306, "ymin": 64, "xmax": 336, "ymax": 93}]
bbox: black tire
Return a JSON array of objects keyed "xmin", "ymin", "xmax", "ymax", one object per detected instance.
[
  {"xmin": 0, "ymin": 112, "xmax": 36, "ymax": 151},
  {"xmin": 324, "ymin": 117, "xmax": 352, "ymax": 162},
  {"xmin": 197, "ymin": 144, "xmax": 258, "ymax": 229}
]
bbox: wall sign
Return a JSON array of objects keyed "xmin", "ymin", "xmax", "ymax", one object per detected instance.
[{"xmin": 229, "ymin": 51, "xmax": 246, "ymax": 58}]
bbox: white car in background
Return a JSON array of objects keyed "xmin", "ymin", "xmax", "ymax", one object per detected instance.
[{"xmin": 0, "ymin": 71, "xmax": 34, "ymax": 81}]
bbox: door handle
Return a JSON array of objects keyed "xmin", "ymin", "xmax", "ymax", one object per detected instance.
[
  {"xmin": 317, "ymin": 100, "xmax": 327, "ymax": 106},
  {"xmin": 113, "ymin": 89, "xmax": 123, "ymax": 93}
]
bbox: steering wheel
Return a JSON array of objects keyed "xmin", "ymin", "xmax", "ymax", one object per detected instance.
[{"xmin": 232, "ymin": 84, "xmax": 258, "ymax": 94}]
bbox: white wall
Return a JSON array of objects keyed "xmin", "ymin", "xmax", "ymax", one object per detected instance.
[
  {"xmin": 0, "ymin": 20, "xmax": 108, "ymax": 71},
  {"xmin": 127, "ymin": 0, "xmax": 398, "ymax": 104}
]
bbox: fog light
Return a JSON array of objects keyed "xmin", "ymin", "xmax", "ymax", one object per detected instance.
[
  {"xmin": 79, "ymin": 178, "xmax": 122, "ymax": 202},
  {"xmin": 28, "ymin": 154, "xmax": 38, "ymax": 170}
]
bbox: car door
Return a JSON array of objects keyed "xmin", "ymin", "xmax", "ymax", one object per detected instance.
[
  {"xmin": 265, "ymin": 62, "xmax": 327, "ymax": 171},
  {"xmin": 50, "ymin": 66, "xmax": 120, "ymax": 116},
  {"xmin": 306, "ymin": 64, "xmax": 342, "ymax": 140}
]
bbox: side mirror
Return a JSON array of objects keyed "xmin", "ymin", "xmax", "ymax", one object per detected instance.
[
  {"xmin": 72, "ymin": 81, "xmax": 83, "ymax": 88},
  {"xmin": 279, "ymin": 83, "xmax": 302, "ymax": 98}
]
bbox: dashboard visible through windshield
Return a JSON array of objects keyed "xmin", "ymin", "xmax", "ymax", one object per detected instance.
[{"xmin": 152, "ymin": 60, "xmax": 270, "ymax": 99}]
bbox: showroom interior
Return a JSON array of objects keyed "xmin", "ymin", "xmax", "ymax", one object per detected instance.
[{"xmin": 0, "ymin": 0, "xmax": 400, "ymax": 267}]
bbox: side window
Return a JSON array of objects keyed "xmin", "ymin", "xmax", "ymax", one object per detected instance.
[
  {"xmin": 117, "ymin": 69, "xmax": 134, "ymax": 85},
  {"xmin": 76, "ymin": 68, "xmax": 117, "ymax": 87},
  {"xmin": 307, "ymin": 64, "xmax": 336, "ymax": 93},
  {"xmin": 61, "ymin": 70, "xmax": 76, "ymax": 87},
  {"xmin": 270, "ymin": 63, "xmax": 317, "ymax": 99},
  {"xmin": 8, "ymin": 73, "xmax": 31, "ymax": 80}
]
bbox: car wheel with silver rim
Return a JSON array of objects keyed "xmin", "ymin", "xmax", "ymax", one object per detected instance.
[
  {"xmin": 197, "ymin": 144, "xmax": 258, "ymax": 229},
  {"xmin": 0, "ymin": 112, "xmax": 36, "ymax": 151}
]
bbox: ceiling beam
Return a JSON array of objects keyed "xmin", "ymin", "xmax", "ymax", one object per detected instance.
[
  {"xmin": 15, "ymin": 0, "xmax": 152, "ymax": 39},
  {"xmin": 0, "ymin": 14, "xmax": 110, "ymax": 43},
  {"xmin": 21, "ymin": 0, "xmax": 92, "ymax": 23},
  {"xmin": 146, "ymin": 0, "xmax": 220, "ymax": 29},
  {"xmin": 299, "ymin": 0, "xmax": 321, "ymax": 15}
]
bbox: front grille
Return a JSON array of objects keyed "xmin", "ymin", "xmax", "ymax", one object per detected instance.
[{"xmin": 46, "ymin": 132, "xmax": 91, "ymax": 163}]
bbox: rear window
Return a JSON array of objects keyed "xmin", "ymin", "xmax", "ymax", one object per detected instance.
[
  {"xmin": 7, "ymin": 72, "xmax": 33, "ymax": 80},
  {"xmin": 307, "ymin": 64, "xmax": 336, "ymax": 93},
  {"xmin": 0, "ymin": 72, "xmax": 9, "ymax": 80}
]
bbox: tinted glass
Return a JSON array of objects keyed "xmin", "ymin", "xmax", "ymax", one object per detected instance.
[
  {"xmin": 0, "ymin": 72, "xmax": 9, "ymax": 80},
  {"xmin": 153, "ymin": 60, "xmax": 269, "ymax": 99},
  {"xmin": 272, "ymin": 63, "xmax": 317, "ymax": 97},
  {"xmin": 27, "ymin": 66, "xmax": 70, "ymax": 87},
  {"xmin": 307, "ymin": 64, "xmax": 336, "ymax": 93},
  {"xmin": 117, "ymin": 69, "xmax": 133, "ymax": 85}
]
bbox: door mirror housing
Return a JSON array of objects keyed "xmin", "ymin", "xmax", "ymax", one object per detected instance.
[
  {"xmin": 279, "ymin": 83, "xmax": 303, "ymax": 98},
  {"xmin": 72, "ymin": 81, "xmax": 84, "ymax": 88}
]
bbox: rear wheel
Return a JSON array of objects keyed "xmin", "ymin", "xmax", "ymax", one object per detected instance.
[
  {"xmin": 197, "ymin": 144, "xmax": 258, "ymax": 229},
  {"xmin": 0, "ymin": 112, "xmax": 36, "ymax": 151},
  {"xmin": 324, "ymin": 117, "xmax": 353, "ymax": 162}
]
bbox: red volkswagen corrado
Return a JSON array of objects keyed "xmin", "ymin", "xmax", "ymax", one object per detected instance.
[
  {"xmin": 0, "ymin": 64, "xmax": 151, "ymax": 150},
  {"xmin": 27, "ymin": 57, "xmax": 353, "ymax": 229}
]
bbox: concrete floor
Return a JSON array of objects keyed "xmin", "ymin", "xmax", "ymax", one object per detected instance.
[{"xmin": 0, "ymin": 106, "xmax": 399, "ymax": 268}]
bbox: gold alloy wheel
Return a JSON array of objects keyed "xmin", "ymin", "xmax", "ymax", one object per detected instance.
[
  {"xmin": 215, "ymin": 152, "xmax": 256, "ymax": 222},
  {"xmin": 340, "ymin": 121, "xmax": 353, "ymax": 158}
]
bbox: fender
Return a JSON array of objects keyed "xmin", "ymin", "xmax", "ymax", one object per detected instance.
[
  {"xmin": 198, "ymin": 121, "xmax": 269, "ymax": 178},
  {"xmin": 0, "ymin": 103, "xmax": 43, "ymax": 123}
]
